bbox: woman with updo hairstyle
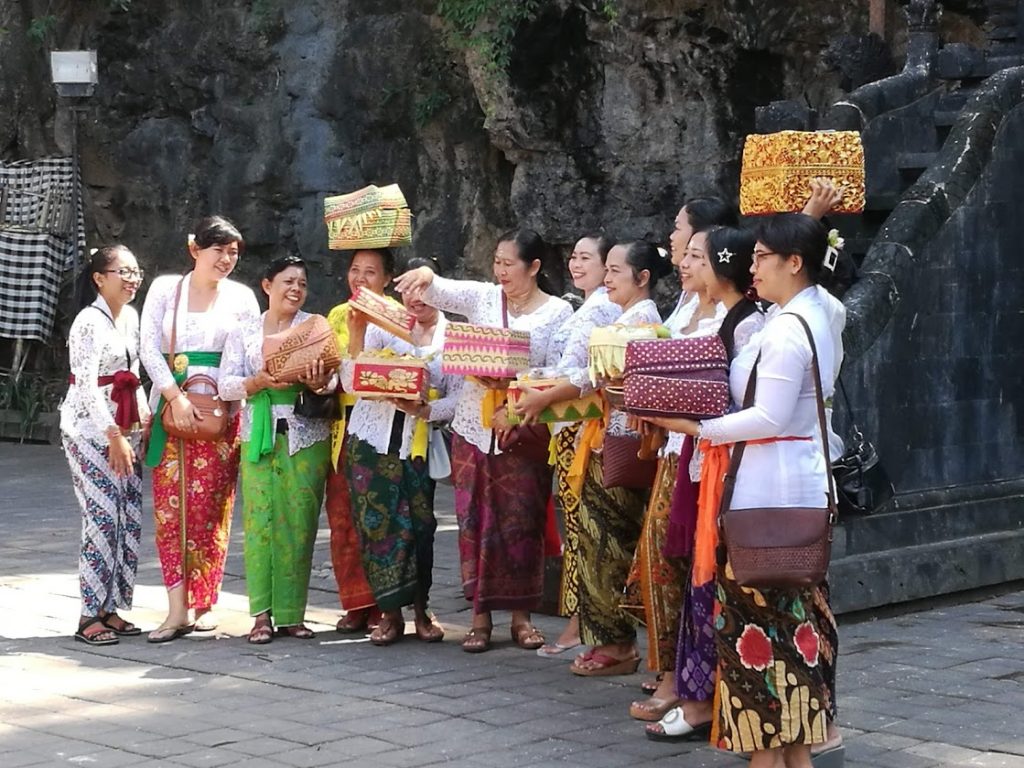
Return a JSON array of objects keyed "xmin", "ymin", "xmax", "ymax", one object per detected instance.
[
  {"xmin": 514, "ymin": 239, "xmax": 668, "ymax": 674},
  {"xmin": 325, "ymin": 247, "xmax": 398, "ymax": 635},
  {"xmin": 62, "ymin": 245, "xmax": 149, "ymax": 645},
  {"xmin": 140, "ymin": 215, "xmax": 260, "ymax": 642},
  {"xmin": 641, "ymin": 225, "xmax": 767, "ymax": 738},
  {"xmin": 394, "ymin": 229, "xmax": 573, "ymax": 653},
  {"xmin": 525, "ymin": 232, "xmax": 622, "ymax": 657},
  {"xmin": 642, "ymin": 213, "xmax": 846, "ymax": 767},
  {"xmin": 219, "ymin": 255, "xmax": 333, "ymax": 643}
]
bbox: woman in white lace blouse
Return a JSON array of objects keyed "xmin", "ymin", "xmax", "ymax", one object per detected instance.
[
  {"xmin": 62, "ymin": 246, "xmax": 149, "ymax": 646},
  {"xmin": 341, "ymin": 257, "xmax": 462, "ymax": 647},
  {"xmin": 139, "ymin": 216, "xmax": 260, "ymax": 643},
  {"xmin": 219, "ymin": 256, "xmax": 333, "ymax": 644},
  {"xmin": 395, "ymin": 229, "xmax": 573, "ymax": 653}
]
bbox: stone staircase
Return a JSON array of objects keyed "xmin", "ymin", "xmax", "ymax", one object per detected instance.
[{"xmin": 754, "ymin": 0, "xmax": 1024, "ymax": 614}]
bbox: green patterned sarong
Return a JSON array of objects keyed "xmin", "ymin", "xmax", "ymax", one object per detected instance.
[{"xmin": 240, "ymin": 435, "xmax": 330, "ymax": 625}]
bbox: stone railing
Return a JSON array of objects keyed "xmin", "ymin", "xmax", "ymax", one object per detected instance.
[{"xmin": 842, "ymin": 65, "xmax": 1024, "ymax": 360}]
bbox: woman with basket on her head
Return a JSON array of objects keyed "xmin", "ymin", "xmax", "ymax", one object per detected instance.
[
  {"xmin": 63, "ymin": 245, "xmax": 150, "ymax": 645},
  {"xmin": 643, "ymin": 213, "xmax": 846, "ymax": 768},
  {"xmin": 140, "ymin": 216, "xmax": 260, "ymax": 643},
  {"xmin": 219, "ymin": 256, "xmax": 335, "ymax": 644},
  {"xmin": 515, "ymin": 240, "xmax": 671, "ymax": 675},
  {"xmin": 342, "ymin": 256, "xmax": 461, "ymax": 646},
  {"xmin": 394, "ymin": 230, "xmax": 572, "ymax": 653}
]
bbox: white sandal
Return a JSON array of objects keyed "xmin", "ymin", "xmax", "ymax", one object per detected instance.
[{"xmin": 645, "ymin": 706, "xmax": 711, "ymax": 742}]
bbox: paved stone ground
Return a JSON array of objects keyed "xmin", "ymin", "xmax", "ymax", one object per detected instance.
[{"xmin": 2, "ymin": 442, "xmax": 1024, "ymax": 768}]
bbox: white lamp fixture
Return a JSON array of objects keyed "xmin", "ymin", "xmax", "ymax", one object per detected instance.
[{"xmin": 50, "ymin": 50, "xmax": 98, "ymax": 97}]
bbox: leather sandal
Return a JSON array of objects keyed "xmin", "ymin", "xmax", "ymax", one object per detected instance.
[
  {"xmin": 336, "ymin": 609, "xmax": 369, "ymax": 634},
  {"xmin": 644, "ymin": 706, "xmax": 712, "ymax": 742},
  {"xmin": 630, "ymin": 695, "xmax": 682, "ymax": 722},
  {"xmin": 102, "ymin": 613, "xmax": 141, "ymax": 637},
  {"xmin": 75, "ymin": 618, "xmax": 119, "ymax": 646},
  {"xmin": 413, "ymin": 616, "xmax": 445, "ymax": 643},
  {"xmin": 247, "ymin": 617, "xmax": 274, "ymax": 645},
  {"xmin": 276, "ymin": 624, "xmax": 315, "ymax": 639},
  {"xmin": 640, "ymin": 673, "xmax": 665, "ymax": 696},
  {"xmin": 370, "ymin": 615, "xmax": 404, "ymax": 646},
  {"xmin": 461, "ymin": 626, "xmax": 493, "ymax": 653},
  {"xmin": 510, "ymin": 623, "xmax": 545, "ymax": 650}
]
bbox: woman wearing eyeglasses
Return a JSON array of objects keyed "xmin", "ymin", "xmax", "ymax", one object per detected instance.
[{"xmin": 62, "ymin": 246, "xmax": 150, "ymax": 645}]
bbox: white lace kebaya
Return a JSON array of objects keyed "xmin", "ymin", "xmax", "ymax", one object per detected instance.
[
  {"xmin": 421, "ymin": 275, "xmax": 573, "ymax": 454},
  {"xmin": 340, "ymin": 317, "xmax": 462, "ymax": 459},
  {"xmin": 219, "ymin": 311, "xmax": 332, "ymax": 456},
  {"xmin": 60, "ymin": 296, "xmax": 149, "ymax": 443}
]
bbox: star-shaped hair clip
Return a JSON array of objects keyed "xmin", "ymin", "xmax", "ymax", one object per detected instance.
[{"xmin": 717, "ymin": 248, "xmax": 733, "ymax": 264}]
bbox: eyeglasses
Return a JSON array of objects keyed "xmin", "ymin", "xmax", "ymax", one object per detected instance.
[
  {"xmin": 105, "ymin": 268, "xmax": 145, "ymax": 281},
  {"xmin": 751, "ymin": 250, "xmax": 780, "ymax": 266}
]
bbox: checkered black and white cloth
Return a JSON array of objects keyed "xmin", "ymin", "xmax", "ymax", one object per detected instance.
[{"xmin": 0, "ymin": 157, "xmax": 85, "ymax": 341}]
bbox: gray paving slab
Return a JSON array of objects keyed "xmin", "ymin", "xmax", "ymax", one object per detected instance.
[{"xmin": 2, "ymin": 442, "xmax": 1024, "ymax": 767}]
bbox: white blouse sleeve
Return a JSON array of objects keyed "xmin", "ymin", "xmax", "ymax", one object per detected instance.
[
  {"xmin": 422, "ymin": 275, "xmax": 494, "ymax": 319},
  {"xmin": 702, "ymin": 316, "xmax": 812, "ymax": 445},
  {"xmin": 68, "ymin": 313, "xmax": 118, "ymax": 436},
  {"xmin": 732, "ymin": 312, "xmax": 765, "ymax": 357},
  {"xmin": 218, "ymin": 322, "xmax": 252, "ymax": 402},
  {"xmin": 126, "ymin": 308, "xmax": 150, "ymax": 421},
  {"xmin": 428, "ymin": 373, "xmax": 462, "ymax": 424},
  {"xmin": 139, "ymin": 275, "xmax": 178, "ymax": 394}
]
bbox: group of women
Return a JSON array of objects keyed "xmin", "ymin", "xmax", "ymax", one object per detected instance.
[{"xmin": 62, "ymin": 179, "xmax": 848, "ymax": 767}]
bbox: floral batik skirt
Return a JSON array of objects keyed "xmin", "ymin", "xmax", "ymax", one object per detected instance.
[
  {"xmin": 712, "ymin": 559, "xmax": 838, "ymax": 752},
  {"xmin": 345, "ymin": 435, "xmax": 437, "ymax": 612},
  {"xmin": 152, "ymin": 416, "xmax": 240, "ymax": 610}
]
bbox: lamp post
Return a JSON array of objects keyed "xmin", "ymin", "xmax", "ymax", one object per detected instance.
[{"xmin": 49, "ymin": 50, "xmax": 97, "ymax": 308}]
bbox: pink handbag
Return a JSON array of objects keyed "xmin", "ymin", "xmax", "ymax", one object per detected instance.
[{"xmin": 622, "ymin": 336, "xmax": 730, "ymax": 419}]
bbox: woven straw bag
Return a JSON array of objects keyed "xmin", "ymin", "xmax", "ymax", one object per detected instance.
[
  {"xmin": 324, "ymin": 183, "xmax": 412, "ymax": 250},
  {"xmin": 262, "ymin": 314, "xmax": 341, "ymax": 384}
]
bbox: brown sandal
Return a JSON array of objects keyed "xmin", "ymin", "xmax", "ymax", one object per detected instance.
[
  {"xmin": 370, "ymin": 615, "xmax": 404, "ymax": 646},
  {"xmin": 510, "ymin": 623, "xmax": 545, "ymax": 650},
  {"xmin": 275, "ymin": 623, "xmax": 315, "ymax": 639},
  {"xmin": 461, "ymin": 626, "xmax": 493, "ymax": 653},
  {"xmin": 414, "ymin": 616, "xmax": 445, "ymax": 643},
  {"xmin": 248, "ymin": 617, "xmax": 273, "ymax": 645}
]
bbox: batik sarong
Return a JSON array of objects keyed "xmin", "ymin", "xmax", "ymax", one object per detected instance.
[
  {"xmin": 451, "ymin": 433, "xmax": 552, "ymax": 613},
  {"xmin": 622, "ymin": 454, "xmax": 684, "ymax": 671},
  {"xmin": 240, "ymin": 435, "xmax": 330, "ymax": 626},
  {"xmin": 325, "ymin": 439, "xmax": 376, "ymax": 612},
  {"xmin": 63, "ymin": 434, "xmax": 142, "ymax": 617},
  {"xmin": 577, "ymin": 452, "xmax": 650, "ymax": 646},
  {"xmin": 554, "ymin": 424, "xmax": 581, "ymax": 616},
  {"xmin": 345, "ymin": 435, "xmax": 437, "ymax": 612},
  {"xmin": 712, "ymin": 561, "xmax": 838, "ymax": 752},
  {"xmin": 152, "ymin": 415, "xmax": 240, "ymax": 610}
]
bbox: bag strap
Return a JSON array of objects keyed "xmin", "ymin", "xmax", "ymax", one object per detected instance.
[
  {"xmin": 501, "ymin": 291, "xmax": 509, "ymax": 329},
  {"xmin": 167, "ymin": 274, "xmax": 186, "ymax": 373},
  {"xmin": 718, "ymin": 312, "xmax": 838, "ymax": 521}
]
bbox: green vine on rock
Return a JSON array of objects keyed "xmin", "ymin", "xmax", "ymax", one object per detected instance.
[
  {"xmin": 27, "ymin": 14, "xmax": 57, "ymax": 47},
  {"xmin": 437, "ymin": 0, "xmax": 542, "ymax": 74}
]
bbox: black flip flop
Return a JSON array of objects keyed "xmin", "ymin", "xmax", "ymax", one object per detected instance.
[
  {"xmin": 146, "ymin": 624, "xmax": 194, "ymax": 644},
  {"xmin": 75, "ymin": 618, "xmax": 120, "ymax": 646}
]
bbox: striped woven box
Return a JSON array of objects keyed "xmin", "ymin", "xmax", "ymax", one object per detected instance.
[{"xmin": 442, "ymin": 323, "xmax": 530, "ymax": 379}]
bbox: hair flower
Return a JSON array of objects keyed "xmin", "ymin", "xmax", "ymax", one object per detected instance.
[{"xmin": 824, "ymin": 229, "xmax": 844, "ymax": 272}]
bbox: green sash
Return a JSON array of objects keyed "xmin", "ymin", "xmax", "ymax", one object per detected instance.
[
  {"xmin": 246, "ymin": 385, "xmax": 302, "ymax": 464},
  {"xmin": 144, "ymin": 351, "xmax": 223, "ymax": 467}
]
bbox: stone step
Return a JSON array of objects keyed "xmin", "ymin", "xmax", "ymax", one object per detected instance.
[{"xmin": 831, "ymin": 528, "xmax": 1024, "ymax": 614}]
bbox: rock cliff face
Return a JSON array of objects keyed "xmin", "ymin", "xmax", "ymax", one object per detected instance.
[{"xmin": 1, "ymin": 0, "xmax": 868, "ymax": 310}]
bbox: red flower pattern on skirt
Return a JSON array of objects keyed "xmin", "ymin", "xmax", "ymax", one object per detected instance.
[
  {"xmin": 736, "ymin": 623, "xmax": 774, "ymax": 671},
  {"xmin": 794, "ymin": 621, "xmax": 820, "ymax": 667}
]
